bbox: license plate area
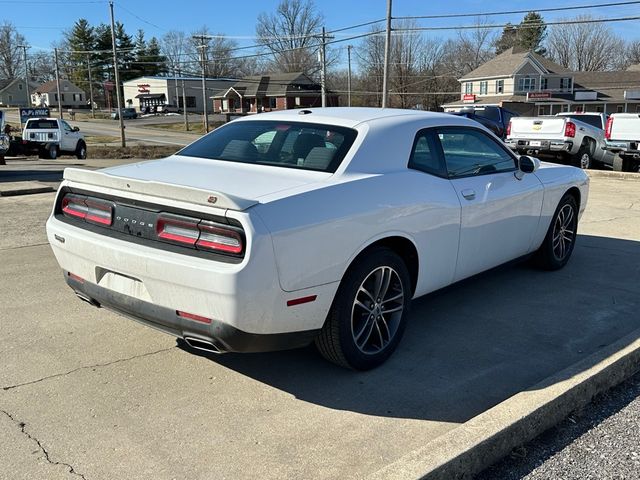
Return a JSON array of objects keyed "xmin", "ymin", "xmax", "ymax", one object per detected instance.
[
  {"xmin": 96, "ymin": 267, "xmax": 152, "ymax": 302},
  {"xmin": 528, "ymin": 140, "xmax": 542, "ymax": 147}
]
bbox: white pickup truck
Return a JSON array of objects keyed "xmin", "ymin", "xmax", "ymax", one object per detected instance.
[
  {"xmin": 505, "ymin": 112, "xmax": 614, "ymax": 169},
  {"xmin": 604, "ymin": 113, "xmax": 640, "ymax": 172},
  {"xmin": 22, "ymin": 117, "xmax": 87, "ymax": 160}
]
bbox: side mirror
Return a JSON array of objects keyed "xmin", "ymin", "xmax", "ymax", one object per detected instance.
[
  {"xmin": 518, "ymin": 155, "xmax": 539, "ymax": 174},
  {"xmin": 73, "ymin": 126, "xmax": 80, "ymax": 132}
]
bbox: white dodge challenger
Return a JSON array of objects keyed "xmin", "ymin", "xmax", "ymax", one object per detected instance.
[{"xmin": 46, "ymin": 108, "xmax": 589, "ymax": 370}]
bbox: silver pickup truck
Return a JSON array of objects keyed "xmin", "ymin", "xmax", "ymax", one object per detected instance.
[{"xmin": 505, "ymin": 112, "xmax": 614, "ymax": 169}]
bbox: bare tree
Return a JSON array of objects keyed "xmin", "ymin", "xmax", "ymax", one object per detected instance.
[
  {"xmin": 29, "ymin": 51, "xmax": 56, "ymax": 83},
  {"xmin": 547, "ymin": 15, "xmax": 625, "ymax": 71},
  {"xmin": 355, "ymin": 24, "xmax": 385, "ymax": 106},
  {"xmin": 442, "ymin": 18, "xmax": 496, "ymax": 78},
  {"xmin": 625, "ymin": 40, "xmax": 640, "ymax": 68},
  {"xmin": 0, "ymin": 22, "xmax": 26, "ymax": 79},
  {"xmin": 255, "ymin": 0, "xmax": 323, "ymax": 75},
  {"xmin": 161, "ymin": 30, "xmax": 188, "ymax": 74},
  {"xmin": 188, "ymin": 27, "xmax": 248, "ymax": 78}
]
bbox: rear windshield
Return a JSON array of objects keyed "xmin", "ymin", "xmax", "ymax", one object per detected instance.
[
  {"xmin": 561, "ymin": 115, "xmax": 603, "ymax": 129},
  {"xmin": 178, "ymin": 120, "xmax": 358, "ymax": 173},
  {"xmin": 25, "ymin": 119, "xmax": 58, "ymax": 129}
]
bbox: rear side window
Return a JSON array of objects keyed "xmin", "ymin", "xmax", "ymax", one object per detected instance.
[
  {"xmin": 178, "ymin": 120, "xmax": 357, "ymax": 173},
  {"xmin": 408, "ymin": 129, "xmax": 447, "ymax": 178},
  {"xmin": 474, "ymin": 108, "xmax": 500, "ymax": 122},
  {"xmin": 26, "ymin": 119, "xmax": 58, "ymax": 129},
  {"xmin": 561, "ymin": 115, "xmax": 603, "ymax": 129}
]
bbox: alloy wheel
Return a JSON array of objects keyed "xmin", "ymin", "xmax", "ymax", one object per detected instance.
[
  {"xmin": 552, "ymin": 204, "xmax": 576, "ymax": 261},
  {"xmin": 350, "ymin": 266, "xmax": 404, "ymax": 355}
]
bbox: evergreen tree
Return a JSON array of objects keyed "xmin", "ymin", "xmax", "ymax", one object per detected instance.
[
  {"xmin": 64, "ymin": 19, "xmax": 95, "ymax": 91},
  {"xmin": 145, "ymin": 37, "xmax": 167, "ymax": 76},
  {"xmin": 494, "ymin": 23, "xmax": 518, "ymax": 55},
  {"xmin": 517, "ymin": 12, "xmax": 547, "ymax": 54}
]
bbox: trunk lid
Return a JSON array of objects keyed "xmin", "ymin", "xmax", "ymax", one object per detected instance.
[{"xmin": 64, "ymin": 155, "xmax": 330, "ymax": 211}]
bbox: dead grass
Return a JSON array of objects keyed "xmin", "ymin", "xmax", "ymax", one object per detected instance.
[
  {"xmin": 88, "ymin": 145, "xmax": 180, "ymax": 159},
  {"xmin": 85, "ymin": 135, "xmax": 119, "ymax": 144},
  {"xmin": 145, "ymin": 121, "xmax": 224, "ymax": 135}
]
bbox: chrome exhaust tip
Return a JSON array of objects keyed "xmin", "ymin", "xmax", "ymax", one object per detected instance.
[{"xmin": 183, "ymin": 336, "xmax": 223, "ymax": 354}]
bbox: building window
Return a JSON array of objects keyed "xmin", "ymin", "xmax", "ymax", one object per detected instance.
[
  {"xmin": 269, "ymin": 97, "xmax": 277, "ymax": 108},
  {"xmin": 596, "ymin": 106, "xmax": 603, "ymax": 112},
  {"xmin": 617, "ymin": 105, "xmax": 624, "ymax": 113},
  {"xmin": 61, "ymin": 93, "xmax": 65, "ymax": 101},
  {"xmin": 560, "ymin": 77, "xmax": 572, "ymax": 91},
  {"xmin": 479, "ymin": 81, "xmax": 488, "ymax": 95},
  {"xmin": 562, "ymin": 104, "xmax": 570, "ymax": 112},
  {"xmin": 538, "ymin": 106, "xmax": 545, "ymax": 115},
  {"xmin": 464, "ymin": 82, "xmax": 473, "ymax": 94},
  {"xmin": 517, "ymin": 77, "xmax": 536, "ymax": 91},
  {"xmin": 636, "ymin": 105, "xmax": 640, "ymax": 112},
  {"xmin": 8, "ymin": 94, "xmax": 12, "ymax": 102},
  {"xmin": 18, "ymin": 83, "xmax": 22, "ymax": 90},
  {"xmin": 541, "ymin": 78, "xmax": 548, "ymax": 90},
  {"xmin": 495, "ymin": 80, "xmax": 504, "ymax": 94},
  {"xmin": 54, "ymin": 94, "xmax": 58, "ymax": 101}
]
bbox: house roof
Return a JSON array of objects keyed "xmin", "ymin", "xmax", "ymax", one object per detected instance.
[
  {"xmin": 34, "ymin": 79, "xmax": 85, "ymax": 94},
  {"xmin": 460, "ymin": 47, "xmax": 571, "ymax": 80},
  {"xmin": 0, "ymin": 78, "xmax": 40, "ymax": 93},
  {"xmin": 213, "ymin": 72, "xmax": 321, "ymax": 98},
  {"xmin": 572, "ymin": 71, "xmax": 640, "ymax": 102}
]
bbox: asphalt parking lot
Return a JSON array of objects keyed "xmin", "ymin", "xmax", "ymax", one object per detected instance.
[{"xmin": 1, "ymin": 165, "xmax": 639, "ymax": 479}]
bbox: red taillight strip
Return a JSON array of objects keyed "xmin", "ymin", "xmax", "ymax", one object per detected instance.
[
  {"xmin": 62, "ymin": 195, "xmax": 89, "ymax": 220},
  {"xmin": 85, "ymin": 199, "xmax": 113, "ymax": 226},
  {"xmin": 156, "ymin": 216, "xmax": 199, "ymax": 246},
  {"xmin": 67, "ymin": 272, "xmax": 85, "ymax": 283},
  {"xmin": 196, "ymin": 223, "xmax": 243, "ymax": 254},
  {"xmin": 286, "ymin": 295, "xmax": 317, "ymax": 307},
  {"xmin": 177, "ymin": 310, "xmax": 212, "ymax": 324}
]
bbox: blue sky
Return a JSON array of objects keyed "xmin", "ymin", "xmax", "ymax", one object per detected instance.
[{"xmin": 6, "ymin": 0, "xmax": 639, "ymax": 68}]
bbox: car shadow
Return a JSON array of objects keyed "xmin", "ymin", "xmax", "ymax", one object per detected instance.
[
  {"xmin": 177, "ymin": 234, "xmax": 640, "ymax": 423},
  {"xmin": 0, "ymin": 169, "xmax": 65, "ymax": 183}
]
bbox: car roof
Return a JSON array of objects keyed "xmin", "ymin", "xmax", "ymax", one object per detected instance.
[{"xmin": 233, "ymin": 107, "xmax": 461, "ymax": 129}]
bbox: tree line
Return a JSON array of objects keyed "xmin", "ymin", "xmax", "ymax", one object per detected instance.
[{"xmin": 1, "ymin": 0, "xmax": 640, "ymax": 109}]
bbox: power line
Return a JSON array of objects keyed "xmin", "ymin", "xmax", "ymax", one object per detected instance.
[{"xmin": 394, "ymin": 0, "xmax": 640, "ymax": 20}]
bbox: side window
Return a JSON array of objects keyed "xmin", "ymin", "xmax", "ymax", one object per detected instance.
[
  {"xmin": 408, "ymin": 129, "xmax": 447, "ymax": 178},
  {"xmin": 61, "ymin": 121, "xmax": 73, "ymax": 131},
  {"xmin": 436, "ymin": 128, "xmax": 516, "ymax": 178}
]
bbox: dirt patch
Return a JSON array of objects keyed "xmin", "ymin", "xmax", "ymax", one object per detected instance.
[{"xmin": 88, "ymin": 145, "xmax": 180, "ymax": 159}]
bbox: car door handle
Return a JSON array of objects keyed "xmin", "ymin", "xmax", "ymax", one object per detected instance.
[{"xmin": 461, "ymin": 189, "xmax": 476, "ymax": 200}]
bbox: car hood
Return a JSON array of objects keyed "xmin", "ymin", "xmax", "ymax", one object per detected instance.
[{"xmin": 72, "ymin": 155, "xmax": 331, "ymax": 211}]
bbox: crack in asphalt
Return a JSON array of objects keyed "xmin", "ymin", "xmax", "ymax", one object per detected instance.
[
  {"xmin": 2, "ymin": 347, "xmax": 175, "ymax": 391},
  {"xmin": 1, "ymin": 409, "xmax": 88, "ymax": 479},
  {"xmin": 0, "ymin": 242, "xmax": 50, "ymax": 251}
]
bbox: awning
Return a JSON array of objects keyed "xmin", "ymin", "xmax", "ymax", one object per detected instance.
[{"xmin": 135, "ymin": 93, "xmax": 166, "ymax": 99}]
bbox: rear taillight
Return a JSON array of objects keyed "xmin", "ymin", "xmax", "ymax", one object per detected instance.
[
  {"xmin": 564, "ymin": 121, "xmax": 576, "ymax": 138},
  {"xmin": 605, "ymin": 117, "xmax": 613, "ymax": 140},
  {"xmin": 506, "ymin": 120, "xmax": 511, "ymax": 137},
  {"xmin": 156, "ymin": 214, "xmax": 244, "ymax": 255},
  {"xmin": 61, "ymin": 194, "xmax": 113, "ymax": 226},
  {"xmin": 156, "ymin": 214, "xmax": 200, "ymax": 246},
  {"xmin": 196, "ymin": 221, "xmax": 243, "ymax": 254}
]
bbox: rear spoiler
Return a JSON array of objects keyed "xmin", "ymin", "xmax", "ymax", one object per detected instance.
[{"xmin": 63, "ymin": 167, "xmax": 258, "ymax": 211}]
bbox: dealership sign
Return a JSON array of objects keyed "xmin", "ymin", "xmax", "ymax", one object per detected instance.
[
  {"xmin": 462, "ymin": 94, "xmax": 476, "ymax": 103},
  {"xmin": 526, "ymin": 92, "xmax": 552, "ymax": 101},
  {"xmin": 20, "ymin": 108, "xmax": 50, "ymax": 123}
]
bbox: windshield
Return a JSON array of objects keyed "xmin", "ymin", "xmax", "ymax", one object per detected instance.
[
  {"xmin": 178, "ymin": 120, "xmax": 358, "ymax": 173},
  {"xmin": 561, "ymin": 115, "xmax": 603, "ymax": 129},
  {"xmin": 25, "ymin": 119, "xmax": 58, "ymax": 129}
]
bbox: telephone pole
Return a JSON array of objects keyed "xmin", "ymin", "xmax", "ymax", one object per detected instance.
[
  {"xmin": 87, "ymin": 54, "xmax": 95, "ymax": 118},
  {"xmin": 316, "ymin": 27, "xmax": 334, "ymax": 108},
  {"xmin": 54, "ymin": 48, "xmax": 63, "ymax": 119},
  {"xmin": 109, "ymin": 0, "xmax": 126, "ymax": 147},
  {"xmin": 17, "ymin": 45, "xmax": 29, "ymax": 107},
  {"xmin": 179, "ymin": 67, "xmax": 189, "ymax": 131},
  {"xmin": 381, "ymin": 0, "xmax": 392, "ymax": 108},
  {"xmin": 347, "ymin": 45, "xmax": 353, "ymax": 107},
  {"xmin": 192, "ymin": 34, "xmax": 212, "ymax": 133}
]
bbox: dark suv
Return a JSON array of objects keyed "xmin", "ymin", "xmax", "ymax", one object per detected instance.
[{"xmin": 450, "ymin": 106, "xmax": 518, "ymax": 139}]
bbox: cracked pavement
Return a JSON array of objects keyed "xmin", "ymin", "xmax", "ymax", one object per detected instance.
[{"xmin": 1, "ymin": 170, "xmax": 639, "ymax": 479}]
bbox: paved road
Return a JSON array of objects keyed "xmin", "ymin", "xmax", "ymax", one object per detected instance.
[
  {"xmin": 0, "ymin": 172, "xmax": 639, "ymax": 479},
  {"xmin": 4, "ymin": 110, "xmax": 203, "ymax": 146}
]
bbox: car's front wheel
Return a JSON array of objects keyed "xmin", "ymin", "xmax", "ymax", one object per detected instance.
[
  {"xmin": 534, "ymin": 193, "xmax": 579, "ymax": 270},
  {"xmin": 315, "ymin": 247, "xmax": 411, "ymax": 370}
]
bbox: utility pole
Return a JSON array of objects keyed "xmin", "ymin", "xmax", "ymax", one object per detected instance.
[
  {"xmin": 54, "ymin": 48, "xmax": 63, "ymax": 119},
  {"xmin": 17, "ymin": 45, "xmax": 29, "ymax": 107},
  {"xmin": 381, "ymin": 0, "xmax": 392, "ymax": 108},
  {"xmin": 87, "ymin": 54, "xmax": 95, "ymax": 118},
  {"xmin": 192, "ymin": 34, "xmax": 212, "ymax": 133},
  {"xmin": 179, "ymin": 67, "xmax": 189, "ymax": 131},
  {"xmin": 321, "ymin": 27, "xmax": 327, "ymax": 107},
  {"xmin": 347, "ymin": 45, "xmax": 352, "ymax": 107},
  {"xmin": 109, "ymin": 0, "xmax": 126, "ymax": 147}
]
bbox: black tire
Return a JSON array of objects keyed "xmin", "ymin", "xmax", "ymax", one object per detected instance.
[
  {"xmin": 47, "ymin": 144, "xmax": 58, "ymax": 160},
  {"xmin": 315, "ymin": 247, "xmax": 412, "ymax": 370},
  {"xmin": 534, "ymin": 193, "xmax": 579, "ymax": 270},
  {"xmin": 75, "ymin": 141, "xmax": 87, "ymax": 160},
  {"xmin": 572, "ymin": 144, "xmax": 592, "ymax": 169}
]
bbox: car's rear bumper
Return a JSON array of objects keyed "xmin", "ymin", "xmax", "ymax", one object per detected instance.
[
  {"xmin": 506, "ymin": 138, "xmax": 573, "ymax": 153},
  {"xmin": 64, "ymin": 271, "xmax": 320, "ymax": 353}
]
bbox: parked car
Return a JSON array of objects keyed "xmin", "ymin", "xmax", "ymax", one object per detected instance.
[
  {"xmin": 604, "ymin": 113, "xmax": 640, "ymax": 172},
  {"xmin": 505, "ymin": 112, "xmax": 614, "ymax": 169},
  {"xmin": 111, "ymin": 108, "xmax": 138, "ymax": 120},
  {"xmin": 157, "ymin": 104, "xmax": 180, "ymax": 114},
  {"xmin": 21, "ymin": 118, "xmax": 87, "ymax": 159},
  {"xmin": 46, "ymin": 108, "xmax": 589, "ymax": 370},
  {"xmin": 449, "ymin": 106, "xmax": 518, "ymax": 139}
]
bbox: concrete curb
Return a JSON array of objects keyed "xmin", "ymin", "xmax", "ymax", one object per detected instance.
[
  {"xmin": 587, "ymin": 170, "xmax": 640, "ymax": 180},
  {"xmin": 367, "ymin": 328, "xmax": 640, "ymax": 480},
  {"xmin": 0, "ymin": 181, "xmax": 55, "ymax": 197}
]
